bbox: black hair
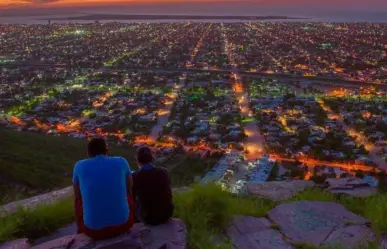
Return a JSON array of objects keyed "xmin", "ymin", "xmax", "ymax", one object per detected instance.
[
  {"xmin": 88, "ymin": 137, "xmax": 108, "ymax": 157},
  {"xmin": 137, "ymin": 146, "xmax": 153, "ymax": 164}
]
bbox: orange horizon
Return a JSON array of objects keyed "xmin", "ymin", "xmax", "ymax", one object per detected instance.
[{"xmin": 0, "ymin": 0, "xmax": 241, "ymax": 9}]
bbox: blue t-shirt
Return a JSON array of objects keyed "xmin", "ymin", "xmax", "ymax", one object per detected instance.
[{"xmin": 73, "ymin": 155, "xmax": 131, "ymax": 230}]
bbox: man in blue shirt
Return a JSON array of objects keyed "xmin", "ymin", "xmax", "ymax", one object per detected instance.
[{"xmin": 73, "ymin": 138, "xmax": 135, "ymax": 240}]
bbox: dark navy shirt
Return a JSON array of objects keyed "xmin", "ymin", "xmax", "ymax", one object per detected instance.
[{"xmin": 132, "ymin": 164, "xmax": 173, "ymax": 225}]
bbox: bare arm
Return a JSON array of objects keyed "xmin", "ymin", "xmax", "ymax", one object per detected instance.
[
  {"xmin": 126, "ymin": 174, "xmax": 133, "ymax": 197},
  {"xmin": 73, "ymin": 183, "xmax": 82, "ymax": 233}
]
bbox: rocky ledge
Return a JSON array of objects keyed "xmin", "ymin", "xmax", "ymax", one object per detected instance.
[
  {"xmin": 227, "ymin": 201, "xmax": 379, "ymax": 249},
  {"xmin": 0, "ymin": 219, "xmax": 186, "ymax": 249},
  {"xmin": 247, "ymin": 180, "xmax": 316, "ymax": 201}
]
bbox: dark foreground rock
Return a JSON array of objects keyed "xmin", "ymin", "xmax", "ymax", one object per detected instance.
[
  {"xmin": 268, "ymin": 201, "xmax": 375, "ymax": 247},
  {"xmin": 1, "ymin": 219, "xmax": 186, "ymax": 249},
  {"xmin": 0, "ymin": 239, "xmax": 30, "ymax": 249},
  {"xmin": 227, "ymin": 216, "xmax": 292, "ymax": 249}
]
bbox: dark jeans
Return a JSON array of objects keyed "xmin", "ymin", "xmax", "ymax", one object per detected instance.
[{"xmin": 134, "ymin": 201, "xmax": 174, "ymax": 226}]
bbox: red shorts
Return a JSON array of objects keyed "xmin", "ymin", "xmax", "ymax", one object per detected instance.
[{"xmin": 76, "ymin": 195, "xmax": 135, "ymax": 240}]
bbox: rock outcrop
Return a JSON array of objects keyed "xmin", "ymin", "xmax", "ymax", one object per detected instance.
[
  {"xmin": 325, "ymin": 178, "xmax": 377, "ymax": 197},
  {"xmin": 268, "ymin": 201, "xmax": 374, "ymax": 247},
  {"xmin": 227, "ymin": 201, "xmax": 377, "ymax": 249},
  {"xmin": 1, "ymin": 219, "xmax": 186, "ymax": 249},
  {"xmin": 0, "ymin": 187, "xmax": 73, "ymax": 215},
  {"xmin": 246, "ymin": 180, "xmax": 315, "ymax": 201},
  {"xmin": 0, "ymin": 239, "xmax": 30, "ymax": 249},
  {"xmin": 227, "ymin": 216, "xmax": 292, "ymax": 249}
]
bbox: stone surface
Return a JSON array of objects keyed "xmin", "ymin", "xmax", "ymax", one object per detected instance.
[
  {"xmin": 268, "ymin": 201, "xmax": 372, "ymax": 247},
  {"xmin": 0, "ymin": 239, "xmax": 30, "ymax": 249},
  {"xmin": 1, "ymin": 187, "xmax": 73, "ymax": 215},
  {"xmin": 141, "ymin": 218, "xmax": 187, "ymax": 249},
  {"xmin": 32, "ymin": 223, "xmax": 77, "ymax": 245},
  {"xmin": 93, "ymin": 226, "xmax": 148, "ymax": 249},
  {"xmin": 325, "ymin": 178, "xmax": 369, "ymax": 188},
  {"xmin": 329, "ymin": 187, "xmax": 377, "ymax": 198},
  {"xmin": 323, "ymin": 225, "xmax": 376, "ymax": 247},
  {"xmin": 381, "ymin": 234, "xmax": 387, "ymax": 249},
  {"xmin": 325, "ymin": 178, "xmax": 377, "ymax": 197},
  {"xmin": 31, "ymin": 219, "xmax": 186, "ymax": 249},
  {"xmin": 31, "ymin": 234, "xmax": 91, "ymax": 249},
  {"xmin": 227, "ymin": 216, "xmax": 292, "ymax": 249},
  {"xmin": 247, "ymin": 180, "xmax": 315, "ymax": 202}
]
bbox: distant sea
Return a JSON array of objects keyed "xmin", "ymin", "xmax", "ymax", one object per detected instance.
[{"xmin": 1, "ymin": 12, "xmax": 387, "ymax": 24}]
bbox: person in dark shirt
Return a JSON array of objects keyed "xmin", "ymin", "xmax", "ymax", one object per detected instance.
[{"xmin": 132, "ymin": 146, "xmax": 174, "ymax": 225}]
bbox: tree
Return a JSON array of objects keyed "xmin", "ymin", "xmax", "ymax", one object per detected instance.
[
  {"xmin": 355, "ymin": 170, "xmax": 365, "ymax": 179},
  {"xmin": 377, "ymin": 172, "xmax": 387, "ymax": 193},
  {"xmin": 290, "ymin": 168, "xmax": 305, "ymax": 179},
  {"xmin": 340, "ymin": 173, "xmax": 350, "ymax": 178},
  {"xmin": 268, "ymin": 163, "xmax": 279, "ymax": 181},
  {"xmin": 310, "ymin": 175, "xmax": 327, "ymax": 184}
]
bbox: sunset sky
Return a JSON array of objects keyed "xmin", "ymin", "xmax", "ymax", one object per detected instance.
[
  {"xmin": 1, "ymin": 0, "xmax": 387, "ymax": 9},
  {"xmin": 1, "ymin": 0, "xmax": 387, "ymax": 19}
]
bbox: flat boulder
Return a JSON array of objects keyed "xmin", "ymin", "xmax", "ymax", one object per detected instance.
[
  {"xmin": 31, "ymin": 218, "xmax": 186, "ymax": 249},
  {"xmin": 323, "ymin": 225, "xmax": 375, "ymax": 248},
  {"xmin": 32, "ymin": 234, "xmax": 92, "ymax": 249},
  {"xmin": 325, "ymin": 178, "xmax": 377, "ymax": 197},
  {"xmin": 226, "ymin": 216, "xmax": 292, "ymax": 249},
  {"xmin": 247, "ymin": 180, "xmax": 315, "ymax": 202},
  {"xmin": 268, "ymin": 201, "xmax": 373, "ymax": 247},
  {"xmin": 0, "ymin": 239, "xmax": 30, "ymax": 249},
  {"xmin": 141, "ymin": 218, "xmax": 187, "ymax": 249}
]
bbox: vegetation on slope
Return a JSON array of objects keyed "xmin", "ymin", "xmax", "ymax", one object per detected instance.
[
  {"xmin": 1, "ymin": 185, "xmax": 386, "ymax": 249},
  {"xmin": 0, "ymin": 127, "xmax": 221, "ymax": 203},
  {"xmin": 0, "ymin": 127, "xmax": 137, "ymax": 204}
]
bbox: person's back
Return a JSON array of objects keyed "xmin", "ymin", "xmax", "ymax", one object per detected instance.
[
  {"xmin": 73, "ymin": 138, "xmax": 134, "ymax": 240},
  {"xmin": 74, "ymin": 156, "xmax": 130, "ymax": 229},
  {"xmin": 132, "ymin": 147, "xmax": 173, "ymax": 225}
]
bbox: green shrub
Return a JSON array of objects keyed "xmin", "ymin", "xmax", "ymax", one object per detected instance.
[
  {"xmin": 287, "ymin": 188, "xmax": 335, "ymax": 202},
  {"xmin": 173, "ymin": 184, "xmax": 274, "ymax": 249},
  {"xmin": 0, "ymin": 197, "xmax": 73, "ymax": 242}
]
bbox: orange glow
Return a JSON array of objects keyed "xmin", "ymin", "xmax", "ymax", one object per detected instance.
[
  {"xmin": 56, "ymin": 119, "xmax": 80, "ymax": 133},
  {"xmin": 134, "ymin": 136, "xmax": 154, "ymax": 144},
  {"xmin": 362, "ymin": 112, "xmax": 371, "ymax": 119},
  {"xmin": 270, "ymin": 154, "xmax": 380, "ymax": 173},
  {"xmin": 34, "ymin": 119, "xmax": 52, "ymax": 131},
  {"xmin": 135, "ymin": 108, "xmax": 146, "ymax": 115},
  {"xmin": 295, "ymin": 64, "xmax": 308, "ymax": 70},
  {"xmin": 327, "ymin": 88, "xmax": 353, "ymax": 97},
  {"xmin": 303, "ymin": 72, "xmax": 316, "ymax": 77},
  {"xmin": 92, "ymin": 92, "xmax": 112, "ymax": 108},
  {"xmin": 233, "ymin": 82, "xmax": 244, "ymax": 94},
  {"xmin": 11, "ymin": 116, "xmax": 25, "ymax": 126},
  {"xmin": 158, "ymin": 110, "xmax": 170, "ymax": 116}
]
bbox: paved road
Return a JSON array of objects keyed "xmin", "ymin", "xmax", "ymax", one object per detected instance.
[
  {"xmin": 238, "ymin": 94, "xmax": 266, "ymax": 159},
  {"xmin": 149, "ymin": 93, "xmax": 176, "ymax": 142}
]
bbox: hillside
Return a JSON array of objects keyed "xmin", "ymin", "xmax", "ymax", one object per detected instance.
[
  {"xmin": 0, "ymin": 127, "xmax": 219, "ymax": 204},
  {"xmin": 0, "ymin": 127, "xmax": 138, "ymax": 204}
]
